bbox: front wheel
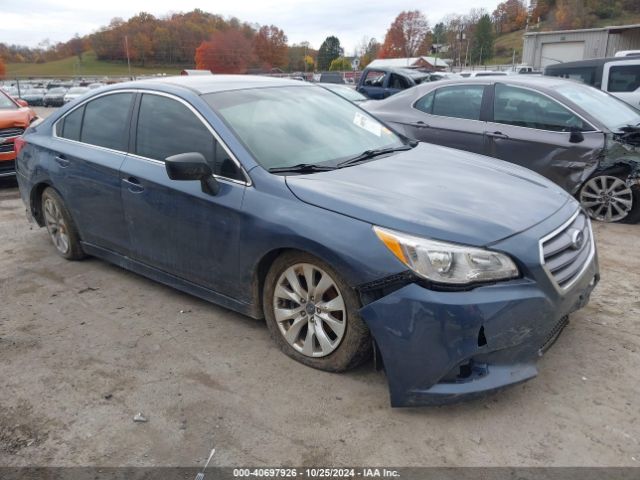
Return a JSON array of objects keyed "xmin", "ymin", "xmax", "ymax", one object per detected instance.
[
  {"xmin": 263, "ymin": 252, "xmax": 371, "ymax": 372},
  {"xmin": 579, "ymin": 174, "xmax": 640, "ymax": 223}
]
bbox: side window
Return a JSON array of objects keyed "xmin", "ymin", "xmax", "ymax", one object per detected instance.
[
  {"xmin": 493, "ymin": 84, "xmax": 589, "ymax": 131},
  {"xmin": 389, "ymin": 74, "xmax": 410, "ymax": 90},
  {"xmin": 135, "ymin": 94, "xmax": 245, "ymax": 182},
  {"xmin": 432, "ymin": 85, "xmax": 485, "ymax": 120},
  {"xmin": 81, "ymin": 93, "xmax": 133, "ymax": 151},
  {"xmin": 363, "ymin": 70, "xmax": 385, "ymax": 87},
  {"xmin": 59, "ymin": 106, "xmax": 84, "ymax": 141},
  {"xmin": 607, "ymin": 65, "xmax": 640, "ymax": 92},
  {"xmin": 547, "ymin": 67, "xmax": 596, "ymax": 86},
  {"xmin": 414, "ymin": 91, "xmax": 435, "ymax": 113}
]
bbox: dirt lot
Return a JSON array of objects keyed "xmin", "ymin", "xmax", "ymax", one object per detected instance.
[{"xmin": 0, "ymin": 111, "xmax": 639, "ymax": 467}]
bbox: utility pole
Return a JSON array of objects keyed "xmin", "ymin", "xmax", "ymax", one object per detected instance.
[{"xmin": 125, "ymin": 35, "xmax": 132, "ymax": 80}]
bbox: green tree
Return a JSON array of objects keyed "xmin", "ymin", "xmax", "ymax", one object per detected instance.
[
  {"xmin": 329, "ymin": 57, "xmax": 351, "ymax": 71},
  {"xmin": 471, "ymin": 14, "xmax": 494, "ymax": 64},
  {"xmin": 317, "ymin": 36, "xmax": 342, "ymax": 71}
]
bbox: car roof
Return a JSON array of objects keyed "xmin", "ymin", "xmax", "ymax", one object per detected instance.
[
  {"xmin": 132, "ymin": 74, "xmax": 307, "ymax": 95},
  {"xmin": 544, "ymin": 57, "xmax": 638, "ymax": 70},
  {"xmin": 413, "ymin": 75, "xmax": 575, "ymax": 90}
]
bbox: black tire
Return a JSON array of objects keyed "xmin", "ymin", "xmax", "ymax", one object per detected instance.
[
  {"xmin": 578, "ymin": 170, "xmax": 640, "ymax": 224},
  {"xmin": 41, "ymin": 187, "xmax": 86, "ymax": 260},
  {"xmin": 263, "ymin": 251, "xmax": 371, "ymax": 372}
]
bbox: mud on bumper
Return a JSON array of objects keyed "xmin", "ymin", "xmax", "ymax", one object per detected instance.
[{"xmin": 359, "ymin": 259, "xmax": 599, "ymax": 407}]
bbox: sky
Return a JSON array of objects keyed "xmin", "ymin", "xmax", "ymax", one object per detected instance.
[{"xmin": 3, "ymin": 0, "xmax": 503, "ymax": 53}]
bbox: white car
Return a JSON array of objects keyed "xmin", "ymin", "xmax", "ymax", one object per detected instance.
[
  {"xmin": 615, "ymin": 50, "xmax": 640, "ymax": 57},
  {"xmin": 63, "ymin": 87, "xmax": 90, "ymax": 104},
  {"xmin": 459, "ymin": 70, "xmax": 508, "ymax": 78}
]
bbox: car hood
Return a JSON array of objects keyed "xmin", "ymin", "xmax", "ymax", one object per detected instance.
[
  {"xmin": 285, "ymin": 143, "xmax": 572, "ymax": 246},
  {"xmin": 0, "ymin": 108, "xmax": 34, "ymax": 129}
]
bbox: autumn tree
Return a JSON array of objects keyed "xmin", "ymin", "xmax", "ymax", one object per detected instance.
[
  {"xmin": 492, "ymin": 0, "xmax": 528, "ymax": 34},
  {"xmin": 317, "ymin": 36, "xmax": 342, "ymax": 70},
  {"xmin": 195, "ymin": 29, "xmax": 254, "ymax": 73},
  {"xmin": 379, "ymin": 10, "xmax": 429, "ymax": 58},
  {"xmin": 254, "ymin": 25, "xmax": 288, "ymax": 70},
  {"xmin": 0, "ymin": 57, "xmax": 5, "ymax": 78},
  {"xmin": 329, "ymin": 57, "xmax": 352, "ymax": 71},
  {"xmin": 287, "ymin": 42, "xmax": 316, "ymax": 72},
  {"xmin": 358, "ymin": 37, "xmax": 380, "ymax": 68}
]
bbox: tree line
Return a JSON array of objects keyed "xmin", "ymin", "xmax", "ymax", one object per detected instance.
[{"xmin": 2, "ymin": 1, "xmax": 640, "ymax": 75}]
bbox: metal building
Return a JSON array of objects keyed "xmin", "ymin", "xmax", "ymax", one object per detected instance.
[{"xmin": 523, "ymin": 24, "xmax": 640, "ymax": 69}]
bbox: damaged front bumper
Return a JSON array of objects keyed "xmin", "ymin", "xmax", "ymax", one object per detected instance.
[{"xmin": 360, "ymin": 248, "xmax": 599, "ymax": 408}]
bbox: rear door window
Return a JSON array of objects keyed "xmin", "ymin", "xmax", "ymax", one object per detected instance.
[
  {"xmin": 389, "ymin": 74, "xmax": 410, "ymax": 90},
  {"xmin": 431, "ymin": 85, "xmax": 485, "ymax": 120},
  {"xmin": 135, "ymin": 93, "xmax": 244, "ymax": 182},
  {"xmin": 607, "ymin": 64, "xmax": 640, "ymax": 92},
  {"xmin": 493, "ymin": 84, "xmax": 589, "ymax": 131},
  {"xmin": 80, "ymin": 93, "xmax": 134, "ymax": 151}
]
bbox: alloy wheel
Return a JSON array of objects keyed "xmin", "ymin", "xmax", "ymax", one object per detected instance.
[
  {"xmin": 273, "ymin": 263, "xmax": 346, "ymax": 358},
  {"xmin": 43, "ymin": 197, "xmax": 70, "ymax": 254},
  {"xmin": 580, "ymin": 175, "xmax": 633, "ymax": 222}
]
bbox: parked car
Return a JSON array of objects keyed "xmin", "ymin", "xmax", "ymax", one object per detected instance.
[
  {"xmin": 0, "ymin": 89, "xmax": 37, "ymax": 177},
  {"xmin": 319, "ymin": 83, "xmax": 367, "ymax": 103},
  {"xmin": 544, "ymin": 57, "xmax": 640, "ymax": 108},
  {"xmin": 460, "ymin": 70, "xmax": 509, "ymax": 78},
  {"xmin": 16, "ymin": 76, "xmax": 599, "ymax": 407},
  {"xmin": 356, "ymin": 66, "xmax": 430, "ymax": 99},
  {"xmin": 43, "ymin": 88, "xmax": 68, "ymax": 107},
  {"xmin": 20, "ymin": 88, "xmax": 47, "ymax": 106},
  {"xmin": 63, "ymin": 87, "xmax": 90, "ymax": 104},
  {"xmin": 87, "ymin": 82, "xmax": 106, "ymax": 90},
  {"xmin": 364, "ymin": 76, "xmax": 640, "ymax": 223},
  {"xmin": 317, "ymin": 72, "xmax": 345, "ymax": 84}
]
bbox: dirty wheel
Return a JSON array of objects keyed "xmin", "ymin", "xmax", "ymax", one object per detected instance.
[
  {"xmin": 41, "ymin": 187, "xmax": 85, "ymax": 260},
  {"xmin": 579, "ymin": 174, "xmax": 640, "ymax": 223},
  {"xmin": 263, "ymin": 251, "xmax": 371, "ymax": 372}
]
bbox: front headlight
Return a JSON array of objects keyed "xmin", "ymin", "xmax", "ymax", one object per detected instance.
[{"xmin": 374, "ymin": 226, "xmax": 519, "ymax": 285}]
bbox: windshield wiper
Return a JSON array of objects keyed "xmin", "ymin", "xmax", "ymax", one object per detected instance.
[
  {"xmin": 337, "ymin": 144, "xmax": 415, "ymax": 168},
  {"xmin": 268, "ymin": 163, "xmax": 336, "ymax": 174}
]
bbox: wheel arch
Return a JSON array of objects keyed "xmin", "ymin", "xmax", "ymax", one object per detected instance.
[{"xmin": 30, "ymin": 181, "xmax": 55, "ymax": 227}]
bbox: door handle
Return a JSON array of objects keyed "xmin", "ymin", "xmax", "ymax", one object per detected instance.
[
  {"xmin": 409, "ymin": 121, "xmax": 429, "ymax": 129},
  {"xmin": 486, "ymin": 131, "xmax": 509, "ymax": 140},
  {"xmin": 122, "ymin": 177, "xmax": 145, "ymax": 193},
  {"xmin": 54, "ymin": 155, "xmax": 70, "ymax": 168}
]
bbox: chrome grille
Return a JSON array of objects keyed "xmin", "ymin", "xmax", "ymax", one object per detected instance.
[
  {"xmin": 540, "ymin": 211, "xmax": 594, "ymax": 290},
  {"xmin": 0, "ymin": 127, "xmax": 24, "ymax": 139},
  {"xmin": 0, "ymin": 144, "xmax": 14, "ymax": 153}
]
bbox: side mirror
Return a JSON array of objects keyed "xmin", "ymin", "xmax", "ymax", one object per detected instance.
[
  {"xmin": 165, "ymin": 152, "xmax": 219, "ymax": 195},
  {"xmin": 569, "ymin": 128, "xmax": 584, "ymax": 144},
  {"xmin": 17, "ymin": 99, "xmax": 29, "ymax": 107}
]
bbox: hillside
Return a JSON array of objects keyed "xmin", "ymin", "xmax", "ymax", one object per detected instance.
[
  {"xmin": 492, "ymin": 11, "xmax": 640, "ymax": 65},
  {"xmin": 5, "ymin": 51, "xmax": 182, "ymax": 77}
]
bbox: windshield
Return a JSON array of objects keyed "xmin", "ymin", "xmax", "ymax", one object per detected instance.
[
  {"xmin": 205, "ymin": 86, "xmax": 403, "ymax": 170},
  {"xmin": 556, "ymin": 83, "xmax": 640, "ymax": 131},
  {"xmin": 0, "ymin": 92, "xmax": 17, "ymax": 109}
]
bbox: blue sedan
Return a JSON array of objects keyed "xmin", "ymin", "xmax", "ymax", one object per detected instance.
[{"xmin": 15, "ymin": 76, "xmax": 599, "ymax": 407}]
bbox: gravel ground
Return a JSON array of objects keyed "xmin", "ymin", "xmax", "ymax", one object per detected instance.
[{"xmin": 0, "ymin": 107, "xmax": 639, "ymax": 467}]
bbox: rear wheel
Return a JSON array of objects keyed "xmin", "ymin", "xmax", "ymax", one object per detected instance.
[
  {"xmin": 579, "ymin": 174, "xmax": 640, "ymax": 223},
  {"xmin": 41, "ymin": 188, "xmax": 85, "ymax": 260},
  {"xmin": 263, "ymin": 252, "xmax": 371, "ymax": 372}
]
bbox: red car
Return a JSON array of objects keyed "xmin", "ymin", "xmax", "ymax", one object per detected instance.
[{"xmin": 1, "ymin": 89, "xmax": 37, "ymax": 178}]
